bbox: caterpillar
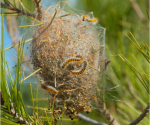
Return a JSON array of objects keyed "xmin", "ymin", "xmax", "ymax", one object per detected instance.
[
  {"xmin": 82, "ymin": 15, "xmax": 90, "ymax": 21},
  {"xmin": 82, "ymin": 15, "xmax": 98, "ymax": 23},
  {"xmin": 70, "ymin": 61, "xmax": 87, "ymax": 75},
  {"xmin": 75, "ymin": 55, "xmax": 83, "ymax": 62},
  {"xmin": 39, "ymin": 80, "xmax": 59, "ymax": 94},
  {"xmin": 61, "ymin": 55, "xmax": 83, "ymax": 70},
  {"xmin": 88, "ymin": 18, "xmax": 98, "ymax": 23}
]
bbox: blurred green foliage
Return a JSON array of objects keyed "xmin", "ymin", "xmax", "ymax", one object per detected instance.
[{"xmin": 73, "ymin": 0, "xmax": 149, "ymax": 124}]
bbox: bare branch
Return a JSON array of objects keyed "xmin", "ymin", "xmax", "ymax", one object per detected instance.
[
  {"xmin": 0, "ymin": 1, "xmax": 35, "ymax": 18},
  {"xmin": 32, "ymin": 0, "xmax": 42, "ymax": 20},
  {"xmin": 129, "ymin": 102, "xmax": 150, "ymax": 125},
  {"xmin": 97, "ymin": 99, "xmax": 120, "ymax": 125},
  {"xmin": 77, "ymin": 113, "xmax": 108, "ymax": 125}
]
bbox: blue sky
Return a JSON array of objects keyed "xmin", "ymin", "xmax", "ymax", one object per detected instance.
[{"xmin": 1, "ymin": 16, "xmax": 17, "ymax": 68}]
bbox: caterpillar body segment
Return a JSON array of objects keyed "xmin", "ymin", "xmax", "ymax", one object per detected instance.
[
  {"xmin": 75, "ymin": 55, "xmax": 83, "ymax": 60},
  {"xmin": 88, "ymin": 18, "xmax": 98, "ymax": 23},
  {"xmin": 70, "ymin": 61, "xmax": 87, "ymax": 75},
  {"xmin": 61, "ymin": 55, "xmax": 83, "ymax": 70},
  {"xmin": 82, "ymin": 14, "xmax": 98, "ymax": 24},
  {"xmin": 39, "ymin": 80, "xmax": 59, "ymax": 94},
  {"xmin": 61, "ymin": 58, "xmax": 81, "ymax": 69},
  {"xmin": 82, "ymin": 15, "xmax": 90, "ymax": 21}
]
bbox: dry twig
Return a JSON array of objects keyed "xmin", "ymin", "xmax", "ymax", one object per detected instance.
[
  {"xmin": 129, "ymin": 102, "xmax": 150, "ymax": 125},
  {"xmin": 97, "ymin": 99, "xmax": 120, "ymax": 125}
]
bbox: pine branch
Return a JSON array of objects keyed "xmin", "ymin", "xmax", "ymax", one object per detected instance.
[
  {"xmin": 0, "ymin": 1, "xmax": 35, "ymax": 18},
  {"xmin": 129, "ymin": 102, "xmax": 150, "ymax": 125},
  {"xmin": 1, "ymin": 93, "xmax": 31, "ymax": 124}
]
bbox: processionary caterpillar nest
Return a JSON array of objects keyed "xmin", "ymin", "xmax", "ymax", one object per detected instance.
[{"xmin": 31, "ymin": 3, "xmax": 105, "ymax": 119}]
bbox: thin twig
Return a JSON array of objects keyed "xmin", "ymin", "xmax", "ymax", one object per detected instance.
[
  {"xmin": 0, "ymin": 1, "xmax": 35, "ymax": 18},
  {"xmin": 97, "ymin": 99, "xmax": 120, "ymax": 125},
  {"xmin": 129, "ymin": 0, "xmax": 145, "ymax": 22},
  {"xmin": 77, "ymin": 113, "xmax": 108, "ymax": 125},
  {"xmin": 129, "ymin": 102, "xmax": 150, "ymax": 125}
]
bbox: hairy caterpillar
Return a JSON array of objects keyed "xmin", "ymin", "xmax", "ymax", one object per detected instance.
[
  {"xmin": 82, "ymin": 14, "xmax": 98, "ymax": 23},
  {"xmin": 39, "ymin": 80, "xmax": 59, "ymax": 94},
  {"xmin": 70, "ymin": 61, "xmax": 87, "ymax": 75},
  {"xmin": 88, "ymin": 18, "xmax": 98, "ymax": 23},
  {"xmin": 61, "ymin": 55, "xmax": 83, "ymax": 69},
  {"xmin": 75, "ymin": 55, "xmax": 83, "ymax": 62}
]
